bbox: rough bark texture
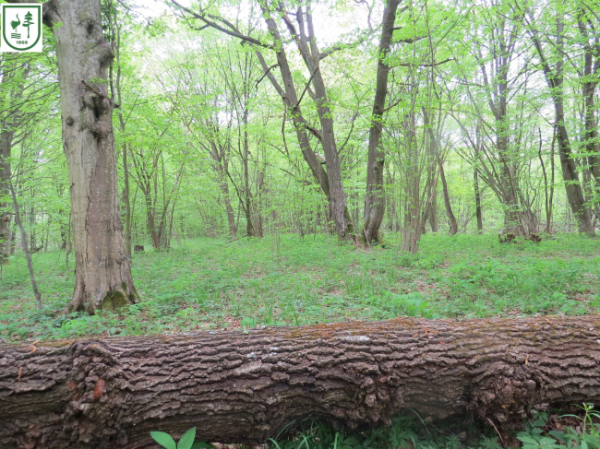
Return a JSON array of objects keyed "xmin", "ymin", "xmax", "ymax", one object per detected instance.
[
  {"xmin": 1, "ymin": 316, "xmax": 599, "ymax": 449},
  {"xmin": 363, "ymin": 0, "xmax": 400, "ymax": 245},
  {"xmin": 45, "ymin": 0, "xmax": 139, "ymax": 312}
]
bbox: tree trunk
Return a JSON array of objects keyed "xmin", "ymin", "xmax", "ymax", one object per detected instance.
[
  {"xmin": 256, "ymin": 7, "xmax": 354, "ymax": 241},
  {"xmin": 145, "ymin": 192, "xmax": 161, "ymax": 249},
  {"xmin": 8, "ymin": 180, "xmax": 42, "ymax": 310},
  {"xmin": 577, "ymin": 14, "xmax": 600, "ymax": 200},
  {"xmin": 439, "ymin": 159, "xmax": 458, "ymax": 235},
  {"xmin": 528, "ymin": 11, "xmax": 595, "ymax": 235},
  {"xmin": 0, "ymin": 125, "xmax": 12, "ymax": 264},
  {"xmin": 429, "ymin": 189, "xmax": 439, "ymax": 233},
  {"xmin": 107, "ymin": 0, "xmax": 132, "ymax": 259},
  {"xmin": 122, "ymin": 144, "xmax": 132, "ymax": 259},
  {"xmin": 1, "ymin": 316, "xmax": 599, "ymax": 449},
  {"xmin": 362, "ymin": 0, "xmax": 400, "ymax": 245},
  {"xmin": 554, "ymin": 108, "xmax": 594, "ymax": 234},
  {"xmin": 44, "ymin": 0, "xmax": 139, "ymax": 313},
  {"xmin": 222, "ymin": 179, "xmax": 237, "ymax": 237},
  {"xmin": 474, "ymin": 167, "xmax": 483, "ymax": 234}
]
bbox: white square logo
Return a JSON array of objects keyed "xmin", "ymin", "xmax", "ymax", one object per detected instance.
[{"xmin": 1, "ymin": 4, "xmax": 43, "ymax": 52}]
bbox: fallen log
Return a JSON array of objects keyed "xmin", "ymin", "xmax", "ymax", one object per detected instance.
[{"xmin": 0, "ymin": 316, "xmax": 599, "ymax": 449}]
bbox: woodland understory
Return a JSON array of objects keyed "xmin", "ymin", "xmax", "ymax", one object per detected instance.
[{"xmin": 1, "ymin": 0, "xmax": 600, "ymax": 447}]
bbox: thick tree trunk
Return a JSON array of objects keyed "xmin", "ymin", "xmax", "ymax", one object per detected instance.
[
  {"xmin": 363, "ymin": 0, "xmax": 400, "ymax": 245},
  {"xmin": 1, "ymin": 316, "xmax": 599, "ymax": 449},
  {"xmin": 45, "ymin": 0, "xmax": 139, "ymax": 313}
]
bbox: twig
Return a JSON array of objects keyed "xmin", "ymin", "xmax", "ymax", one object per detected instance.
[
  {"xmin": 256, "ymin": 63, "xmax": 279, "ymax": 87},
  {"xmin": 228, "ymin": 234, "xmax": 249, "ymax": 243},
  {"xmin": 487, "ymin": 417, "xmax": 505, "ymax": 447},
  {"xmin": 293, "ymin": 68, "xmax": 319, "ymax": 110}
]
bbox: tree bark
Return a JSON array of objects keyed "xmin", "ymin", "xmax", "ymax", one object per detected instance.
[
  {"xmin": 256, "ymin": 3, "xmax": 355, "ymax": 240},
  {"xmin": 0, "ymin": 316, "xmax": 599, "ymax": 449},
  {"xmin": 474, "ymin": 167, "xmax": 483, "ymax": 234},
  {"xmin": 8, "ymin": 180, "xmax": 42, "ymax": 310},
  {"xmin": 439, "ymin": 159, "xmax": 458, "ymax": 235},
  {"xmin": 363, "ymin": 0, "xmax": 400, "ymax": 245},
  {"xmin": 108, "ymin": 5, "xmax": 132, "ymax": 259},
  {"xmin": 219, "ymin": 161, "xmax": 236, "ymax": 237},
  {"xmin": 44, "ymin": 0, "xmax": 139, "ymax": 313},
  {"xmin": 0, "ymin": 124, "xmax": 12, "ymax": 264},
  {"xmin": 429, "ymin": 189, "xmax": 439, "ymax": 233},
  {"xmin": 577, "ymin": 12, "xmax": 600, "ymax": 202}
]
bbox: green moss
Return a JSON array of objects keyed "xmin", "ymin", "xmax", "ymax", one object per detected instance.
[{"xmin": 100, "ymin": 290, "xmax": 129, "ymax": 311}]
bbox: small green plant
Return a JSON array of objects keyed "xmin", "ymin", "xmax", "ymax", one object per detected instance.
[
  {"xmin": 150, "ymin": 427, "xmax": 213, "ymax": 449},
  {"xmin": 516, "ymin": 405, "xmax": 600, "ymax": 449},
  {"xmin": 553, "ymin": 403, "xmax": 600, "ymax": 449},
  {"xmin": 390, "ymin": 292, "xmax": 439, "ymax": 319}
]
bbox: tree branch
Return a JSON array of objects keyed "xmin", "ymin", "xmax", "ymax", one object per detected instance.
[{"xmin": 170, "ymin": 0, "xmax": 273, "ymax": 50}]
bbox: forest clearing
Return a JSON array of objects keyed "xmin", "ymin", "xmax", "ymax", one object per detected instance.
[{"xmin": 1, "ymin": 0, "xmax": 600, "ymax": 447}]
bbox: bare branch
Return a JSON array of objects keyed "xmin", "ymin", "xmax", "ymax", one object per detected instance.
[
  {"xmin": 170, "ymin": 0, "xmax": 273, "ymax": 50},
  {"xmin": 293, "ymin": 68, "xmax": 319, "ymax": 110},
  {"xmin": 255, "ymin": 63, "xmax": 279, "ymax": 87},
  {"xmin": 319, "ymin": 34, "xmax": 369, "ymax": 60},
  {"xmin": 393, "ymin": 57, "xmax": 454, "ymax": 68}
]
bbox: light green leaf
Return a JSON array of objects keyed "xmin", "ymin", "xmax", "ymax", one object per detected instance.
[
  {"xmin": 517, "ymin": 436, "xmax": 539, "ymax": 445},
  {"xmin": 177, "ymin": 427, "xmax": 196, "ymax": 449},
  {"xmin": 150, "ymin": 431, "xmax": 177, "ymax": 449}
]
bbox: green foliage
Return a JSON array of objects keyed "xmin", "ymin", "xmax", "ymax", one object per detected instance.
[
  {"xmin": 151, "ymin": 427, "xmax": 213, "ymax": 449},
  {"xmin": 2, "ymin": 234, "xmax": 600, "ymax": 341},
  {"xmin": 554, "ymin": 404, "xmax": 600, "ymax": 449},
  {"xmin": 265, "ymin": 408, "xmax": 600, "ymax": 449}
]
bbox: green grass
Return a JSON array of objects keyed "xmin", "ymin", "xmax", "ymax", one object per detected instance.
[
  {"xmin": 2, "ymin": 233, "xmax": 600, "ymax": 448},
  {"xmin": 1, "ymin": 233, "xmax": 599, "ymax": 342}
]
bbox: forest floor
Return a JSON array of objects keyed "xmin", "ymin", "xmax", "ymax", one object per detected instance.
[
  {"xmin": 2, "ymin": 233, "xmax": 600, "ymax": 448},
  {"xmin": 1, "ymin": 233, "xmax": 600, "ymax": 342},
  {"xmin": 0, "ymin": 235, "xmax": 600, "ymax": 341}
]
